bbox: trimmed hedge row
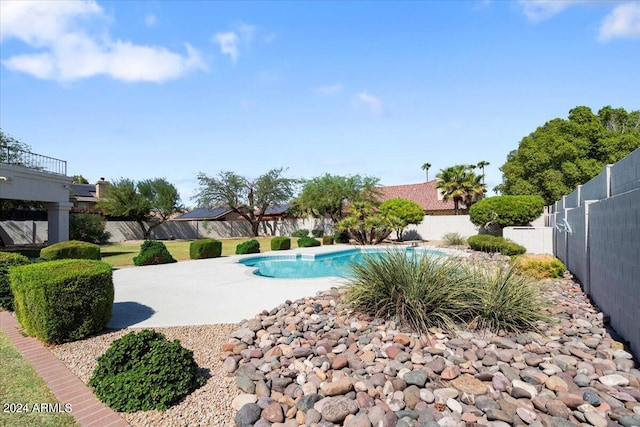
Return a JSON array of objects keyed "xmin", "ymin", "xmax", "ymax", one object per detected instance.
[
  {"xmin": 270, "ymin": 237, "xmax": 291, "ymax": 251},
  {"xmin": 10, "ymin": 259, "xmax": 114, "ymax": 344},
  {"xmin": 236, "ymin": 240, "xmax": 260, "ymax": 255},
  {"xmin": 189, "ymin": 239, "xmax": 222, "ymax": 259},
  {"xmin": 467, "ymin": 235, "xmax": 526, "ymax": 256},
  {"xmin": 298, "ymin": 237, "xmax": 321, "ymax": 248},
  {"xmin": 40, "ymin": 240, "xmax": 101, "ymax": 261},
  {"xmin": 0, "ymin": 252, "xmax": 30, "ymax": 310}
]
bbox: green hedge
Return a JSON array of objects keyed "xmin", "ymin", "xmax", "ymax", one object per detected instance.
[
  {"xmin": 10, "ymin": 260, "xmax": 114, "ymax": 344},
  {"xmin": 469, "ymin": 195, "xmax": 545, "ymax": 228},
  {"xmin": 40, "ymin": 240, "xmax": 101, "ymax": 261},
  {"xmin": 297, "ymin": 237, "xmax": 321, "ymax": 248},
  {"xmin": 334, "ymin": 230, "xmax": 350, "ymax": 244},
  {"xmin": 189, "ymin": 239, "xmax": 222, "ymax": 259},
  {"xmin": 236, "ymin": 239, "xmax": 260, "ymax": 255},
  {"xmin": 270, "ymin": 237, "xmax": 291, "ymax": 251},
  {"xmin": 0, "ymin": 252, "xmax": 30, "ymax": 311},
  {"xmin": 89, "ymin": 330, "xmax": 204, "ymax": 412},
  {"xmin": 133, "ymin": 241, "xmax": 177, "ymax": 266},
  {"xmin": 322, "ymin": 235, "xmax": 334, "ymax": 245},
  {"xmin": 70, "ymin": 213, "xmax": 111, "ymax": 244},
  {"xmin": 311, "ymin": 229, "xmax": 324, "ymax": 238},
  {"xmin": 291, "ymin": 229, "xmax": 309, "ymax": 238},
  {"xmin": 467, "ymin": 235, "xmax": 526, "ymax": 256}
]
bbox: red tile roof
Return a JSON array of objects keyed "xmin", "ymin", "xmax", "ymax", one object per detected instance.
[{"xmin": 377, "ymin": 181, "xmax": 456, "ymax": 212}]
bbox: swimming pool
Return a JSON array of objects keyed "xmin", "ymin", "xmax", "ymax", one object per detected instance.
[{"xmin": 239, "ymin": 247, "xmax": 446, "ymax": 279}]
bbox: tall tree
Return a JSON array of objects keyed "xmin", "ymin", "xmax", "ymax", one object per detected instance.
[
  {"xmin": 476, "ymin": 161, "xmax": 490, "ymax": 185},
  {"xmin": 98, "ymin": 178, "xmax": 183, "ymax": 239},
  {"xmin": 195, "ymin": 168, "xmax": 297, "ymax": 236},
  {"xmin": 497, "ymin": 106, "xmax": 640, "ymax": 205},
  {"xmin": 421, "ymin": 162, "xmax": 432, "ymax": 181},
  {"xmin": 295, "ymin": 174, "xmax": 381, "ymax": 224},
  {"xmin": 436, "ymin": 165, "xmax": 486, "ymax": 215}
]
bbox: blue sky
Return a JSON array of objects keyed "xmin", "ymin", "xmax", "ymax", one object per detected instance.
[{"xmin": 1, "ymin": 0, "xmax": 639, "ymax": 207}]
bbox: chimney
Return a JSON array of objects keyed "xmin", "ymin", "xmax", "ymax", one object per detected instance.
[{"xmin": 96, "ymin": 178, "xmax": 108, "ymax": 199}]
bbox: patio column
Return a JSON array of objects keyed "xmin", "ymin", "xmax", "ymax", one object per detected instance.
[{"xmin": 46, "ymin": 202, "xmax": 73, "ymax": 244}]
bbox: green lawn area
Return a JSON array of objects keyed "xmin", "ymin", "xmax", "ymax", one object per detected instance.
[
  {"xmin": 0, "ymin": 328, "xmax": 78, "ymax": 427},
  {"xmin": 100, "ymin": 237, "xmax": 301, "ymax": 268}
]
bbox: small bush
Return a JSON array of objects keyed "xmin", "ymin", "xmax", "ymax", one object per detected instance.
[
  {"xmin": 334, "ymin": 230, "xmax": 350, "ymax": 244},
  {"xmin": 346, "ymin": 250, "xmax": 471, "ymax": 332},
  {"xmin": 467, "ymin": 235, "xmax": 526, "ymax": 256},
  {"xmin": 0, "ymin": 252, "xmax": 30, "ymax": 310},
  {"xmin": 270, "ymin": 237, "xmax": 291, "ymax": 251},
  {"xmin": 189, "ymin": 239, "xmax": 222, "ymax": 260},
  {"xmin": 512, "ymin": 254, "xmax": 566, "ymax": 279},
  {"xmin": 322, "ymin": 235, "xmax": 334, "ymax": 245},
  {"xmin": 466, "ymin": 265, "xmax": 550, "ymax": 333},
  {"xmin": 133, "ymin": 241, "xmax": 177, "ymax": 266},
  {"xmin": 311, "ymin": 229, "xmax": 324, "ymax": 238},
  {"xmin": 291, "ymin": 229, "xmax": 309, "ymax": 238},
  {"xmin": 297, "ymin": 237, "xmax": 321, "ymax": 248},
  {"xmin": 70, "ymin": 214, "xmax": 111, "ymax": 244},
  {"xmin": 236, "ymin": 239, "xmax": 260, "ymax": 255},
  {"xmin": 442, "ymin": 233, "xmax": 467, "ymax": 246},
  {"xmin": 469, "ymin": 195, "xmax": 545, "ymax": 229},
  {"xmin": 10, "ymin": 260, "xmax": 113, "ymax": 343},
  {"xmin": 40, "ymin": 240, "xmax": 101, "ymax": 261},
  {"xmin": 89, "ymin": 330, "xmax": 204, "ymax": 412}
]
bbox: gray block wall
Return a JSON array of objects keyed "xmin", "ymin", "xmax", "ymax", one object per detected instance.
[{"xmin": 551, "ymin": 147, "xmax": 640, "ymax": 358}]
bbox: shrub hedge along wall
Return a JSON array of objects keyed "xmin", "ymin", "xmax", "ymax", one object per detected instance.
[
  {"xmin": 189, "ymin": 239, "xmax": 222, "ymax": 259},
  {"xmin": 467, "ymin": 235, "xmax": 526, "ymax": 256},
  {"xmin": 40, "ymin": 240, "xmax": 101, "ymax": 261},
  {"xmin": 270, "ymin": 237, "xmax": 291, "ymax": 251},
  {"xmin": 298, "ymin": 237, "xmax": 321, "ymax": 248},
  {"xmin": 0, "ymin": 252, "xmax": 30, "ymax": 310},
  {"xmin": 10, "ymin": 259, "xmax": 114, "ymax": 344},
  {"xmin": 236, "ymin": 239, "xmax": 260, "ymax": 254}
]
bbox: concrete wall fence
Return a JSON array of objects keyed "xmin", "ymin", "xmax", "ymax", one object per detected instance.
[{"xmin": 550, "ymin": 147, "xmax": 640, "ymax": 358}]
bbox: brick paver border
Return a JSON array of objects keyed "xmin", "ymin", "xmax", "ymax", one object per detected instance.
[{"xmin": 0, "ymin": 311, "xmax": 129, "ymax": 427}]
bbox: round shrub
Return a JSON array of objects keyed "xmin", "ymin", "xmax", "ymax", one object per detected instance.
[
  {"xmin": 236, "ymin": 239, "xmax": 260, "ymax": 255},
  {"xmin": 291, "ymin": 229, "xmax": 309, "ymax": 238},
  {"xmin": 270, "ymin": 237, "xmax": 291, "ymax": 251},
  {"xmin": 512, "ymin": 254, "xmax": 566, "ymax": 279},
  {"xmin": 469, "ymin": 195, "xmax": 545, "ymax": 228},
  {"xmin": 10, "ymin": 260, "xmax": 113, "ymax": 343},
  {"xmin": 311, "ymin": 229, "xmax": 324, "ymax": 238},
  {"xmin": 322, "ymin": 235, "xmax": 334, "ymax": 245},
  {"xmin": 297, "ymin": 237, "xmax": 321, "ymax": 248},
  {"xmin": 89, "ymin": 330, "xmax": 205, "ymax": 412},
  {"xmin": 40, "ymin": 240, "xmax": 101, "ymax": 261},
  {"xmin": 133, "ymin": 241, "xmax": 177, "ymax": 266},
  {"xmin": 70, "ymin": 213, "xmax": 111, "ymax": 244},
  {"xmin": 189, "ymin": 239, "xmax": 222, "ymax": 260},
  {"xmin": 0, "ymin": 252, "xmax": 30, "ymax": 311}
]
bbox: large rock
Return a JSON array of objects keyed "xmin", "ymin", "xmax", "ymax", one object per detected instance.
[
  {"xmin": 449, "ymin": 374, "xmax": 488, "ymax": 395},
  {"xmin": 321, "ymin": 378, "xmax": 353, "ymax": 396},
  {"xmin": 235, "ymin": 403, "xmax": 261, "ymax": 427},
  {"xmin": 316, "ymin": 397, "xmax": 358, "ymax": 423}
]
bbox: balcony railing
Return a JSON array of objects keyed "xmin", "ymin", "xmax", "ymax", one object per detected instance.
[{"xmin": 1, "ymin": 146, "xmax": 67, "ymax": 176}]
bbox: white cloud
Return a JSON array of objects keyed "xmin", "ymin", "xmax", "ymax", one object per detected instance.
[
  {"xmin": 0, "ymin": 1, "xmax": 207, "ymax": 83},
  {"xmin": 518, "ymin": 0, "xmax": 579, "ymax": 23},
  {"xmin": 599, "ymin": 2, "xmax": 640, "ymax": 41},
  {"xmin": 237, "ymin": 23, "xmax": 256, "ymax": 43},
  {"xmin": 145, "ymin": 14, "xmax": 157, "ymax": 27},
  {"xmin": 213, "ymin": 32, "xmax": 240, "ymax": 63},
  {"xmin": 355, "ymin": 92, "xmax": 382, "ymax": 116},
  {"xmin": 315, "ymin": 83, "xmax": 343, "ymax": 96}
]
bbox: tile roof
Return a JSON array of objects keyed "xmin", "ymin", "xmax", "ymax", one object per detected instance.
[{"xmin": 377, "ymin": 181, "xmax": 455, "ymax": 212}]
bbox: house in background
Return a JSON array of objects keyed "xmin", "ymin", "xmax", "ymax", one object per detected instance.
[
  {"xmin": 377, "ymin": 180, "xmax": 461, "ymax": 215},
  {"xmin": 69, "ymin": 178, "xmax": 109, "ymax": 213},
  {"xmin": 171, "ymin": 207, "xmax": 244, "ymax": 222}
]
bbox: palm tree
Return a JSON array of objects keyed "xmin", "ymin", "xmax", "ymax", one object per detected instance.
[
  {"xmin": 477, "ymin": 160, "xmax": 490, "ymax": 185},
  {"xmin": 436, "ymin": 165, "xmax": 486, "ymax": 215},
  {"xmin": 421, "ymin": 162, "xmax": 432, "ymax": 181}
]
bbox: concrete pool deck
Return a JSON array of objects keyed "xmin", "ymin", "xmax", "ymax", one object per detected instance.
[{"xmin": 108, "ymin": 245, "xmax": 466, "ymax": 329}]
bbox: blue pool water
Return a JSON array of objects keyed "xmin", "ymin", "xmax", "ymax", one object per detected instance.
[{"xmin": 239, "ymin": 248, "xmax": 445, "ymax": 279}]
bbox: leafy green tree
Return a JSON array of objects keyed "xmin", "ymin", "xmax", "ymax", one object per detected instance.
[
  {"xmin": 469, "ymin": 195, "xmax": 544, "ymax": 229},
  {"xmin": 335, "ymin": 201, "xmax": 396, "ymax": 245},
  {"xmin": 295, "ymin": 174, "xmax": 381, "ymax": 224},
  {"xmin": 195, "ymin": 168, "xmax": 297, "ymax": 237},
  {"xmin": 498, "ymin": 106, "xmax": 640, "ymax": 205},
  {"xmin": 436, "ymin": 165, "xmax": 486, "ymax": 215},
  {"xmin": 379, "ymin": 198, "xmax": 424, "ymax": 241},
  {"xmin": 72, "ymin": 175, "xmax": 89, "ymax": 184},
  {"xmin": 98, "ymin": 178, "xmax": 183, "ymax": 240}
]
